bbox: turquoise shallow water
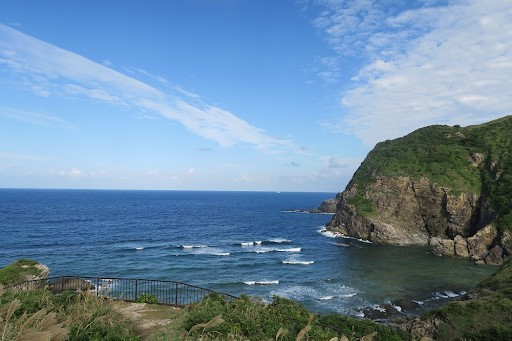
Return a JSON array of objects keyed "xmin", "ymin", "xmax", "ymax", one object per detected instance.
[{"xmin": 0, "ymin": 189, "xmax": 496, "ymax": 316}]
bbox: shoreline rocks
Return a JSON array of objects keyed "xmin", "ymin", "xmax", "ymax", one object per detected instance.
[{"xmin": 428, "ymin": 225, "xmax": 509, "ymax": 265}]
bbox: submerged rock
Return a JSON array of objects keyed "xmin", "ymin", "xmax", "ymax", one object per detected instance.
[
  {"xmin": 393, "ymin": 298, "xmax": 421, "ymax": 312},
  {"xmin": 363, "ymin": 303, "xmax": 401, "ymax": 320}
]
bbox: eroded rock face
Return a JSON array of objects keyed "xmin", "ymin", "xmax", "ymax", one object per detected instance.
[
  {"xmin": 327, "ymin": 176, "xmax": 507, "ymax": 264},
  {"xmin": 328, "ymin": 177, "xmax": 482, "ymax": 246}
]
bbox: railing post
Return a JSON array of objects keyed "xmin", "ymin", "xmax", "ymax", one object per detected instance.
[
  {"xmin": 96, "ymin": 277, "xmax": 99, "ymax": 296},
  {"xmin": 175, "ymin": 282, "xmax": 179, "ymax": 306},
  {"xmin": 135, "ymin": 279, "xmax": 138, "ymax": 300}
]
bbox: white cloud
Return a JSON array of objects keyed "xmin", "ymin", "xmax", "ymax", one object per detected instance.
[
  {"xmin": 59, "ymin": 167, "xmax": 84, "ymax": 179},
  {"xmin": 0, "ymin": 24, "xmax": 292, "ymax": 152},
  {"xmin": 316, "ymin": 0, "xmax": 512, "ymax": 145},
  {"xmin": 0, "ymin": 107, "xmax": 73, "ymax": 128}
]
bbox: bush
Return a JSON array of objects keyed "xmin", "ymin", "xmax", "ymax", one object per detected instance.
[{"xmin": 136, "ymin": 292, "xmax": 158, "ymax": 304}]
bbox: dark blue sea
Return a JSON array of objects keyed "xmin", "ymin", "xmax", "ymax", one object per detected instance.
[{"xmin": 0, "ymin": 189, "xmax": 495, "ymax": 316}]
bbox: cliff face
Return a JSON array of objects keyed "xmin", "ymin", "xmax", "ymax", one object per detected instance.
[
  {"xmin": 329, "ymin": 177, "xmax": 484, "ymax": 245},
  {"xmin": 327, "ymin": 116, "xmax": 512, "ymax": 264}
]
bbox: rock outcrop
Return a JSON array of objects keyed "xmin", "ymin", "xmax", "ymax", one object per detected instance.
[
  {"xmin": 0, "ymin": 259, "xmax": 50, "ymax": 292},
  {"xmin": 295, "ymin": 198, "xmax": 337, "ymax": 214},
  {"xmin": 328, "ymin": 176, "xmax": 509, "ymax": 264},
  {"xmin": 329, "ymin": 177, "xmax": 486, "ymax": 245},
  {"xmin": 327, "ymin": 116, "xmax": 512, "ymax": 265},
  {"xmin": 317, "ymin": 198, "xmax": 337, "ymax": 213}
]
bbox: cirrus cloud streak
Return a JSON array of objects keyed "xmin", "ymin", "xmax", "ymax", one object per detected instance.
[{"xmin": 0, "ymin": 24, "xmax": 291, "ymax": 151}]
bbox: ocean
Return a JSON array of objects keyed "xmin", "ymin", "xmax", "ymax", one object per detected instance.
[{"xmin": 0, "ymin": 189, "xmax": 495, "ymax": 316}]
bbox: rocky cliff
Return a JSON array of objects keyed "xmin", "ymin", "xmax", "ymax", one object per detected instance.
[{"xmin": 327, "ymin": 116, "xmax": 512, "ymax": 264}]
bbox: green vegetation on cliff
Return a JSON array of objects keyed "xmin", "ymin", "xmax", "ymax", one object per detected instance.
[
  {"xmin": 347, "ymin": 115, "xmax": 512, "ymax": 230},
  {"xmin": 0, "ymin": 259, "xmax": 44, "ymax": 285},
  {"xmin": 420, "ymin": 259, "xmax": 512, "ymax": 340}
]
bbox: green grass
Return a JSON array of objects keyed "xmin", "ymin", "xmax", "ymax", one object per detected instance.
[
  {"xmin": 153, "ymin": 293, "xmax": 411, "ymax": 341},
  {"xmin": 421, "ymin": 259, "xmax": 512, "ymax": 340},
  {"xmin": 0, "ymin": 258, "xmax": 43, "ymax": 285},
  {"xmin": 347, "ymin": 115, "xmax": 512, "ymax": 231},
  {"xmin": 0, "ymin": 289, "xmax": 140, "ymax": 341}
]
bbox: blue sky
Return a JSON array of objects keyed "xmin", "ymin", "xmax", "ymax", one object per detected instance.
[{"xmin": 0, "ymin": 0, "xmax": 511, "ymax": 192}]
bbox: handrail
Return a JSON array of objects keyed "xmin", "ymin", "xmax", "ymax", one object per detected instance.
[{"xmin": 7, "ymin": 275, "xmax": 237, "ymax": 306}]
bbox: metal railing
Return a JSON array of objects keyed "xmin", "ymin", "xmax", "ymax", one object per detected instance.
[{"xmin": 8, "ymin": 276, "xmax": 237, "ymax": 306}]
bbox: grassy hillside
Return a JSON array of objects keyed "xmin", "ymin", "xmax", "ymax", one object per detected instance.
[
  {"xmin": 420, "ymin": 259, "xmax": 512, "ymax": 340},
  {"xmin": 347, "ymin": 115, "xmax": 512, "ymax": 230}
]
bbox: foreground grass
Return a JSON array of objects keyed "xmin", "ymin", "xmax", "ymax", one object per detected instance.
[
  {"xmin": 150, "ymin": 294, "xmax": 411, "ymax": 341},
  {"xmin": 3, "ymin": 257, "xmax": 511, "ymax": 340},
  {"xmin": 0, "ymin": 289, "xmax": 139, "ymax": 341},
  {"xmin": 1, "ymin": 289, "xmax": 409, "ymax": 341}
]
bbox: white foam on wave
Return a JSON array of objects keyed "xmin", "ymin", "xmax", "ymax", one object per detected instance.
[
  {"xmin": 254, "ymin": 247, "xmax": 273, "ymax": 253},
  {"xmin": 318, "ymin": 228, "xmax": 339, "ymax": 238},
  {"xmin": 179, "ymin": 245, "xmax": 230, "ymax": 257},
  {"xmin": 420, "ymin": 290, "xmax": 465, "ymax": 303},
  {"xmin": 318, "ymin": 292, "xmax": 356, "ymax": 301},
  {"xmin": 240, "ymin": 241, "xmax": 262, "ymax": 247},
  {"xmin": 340, "ymin": 292, "xmax": 357, "ymax": 298},
  {"xmin": 282, "ymin": 260, "xmax": 314, "ymax": 265},
  {"xmin": 283, "ymin": 210, "xmax": 310, "ymax": 214},
  {"xmin": 181, "ymin": 244, "xmax": 208, "ymax": 249},
  {"xmin": 435, "ymin": 290, "xmax": 460, "ymax": 299},
  {"xmin": 244, "ymin": 280, "xmax": 280, "ymax": 286},
  {"xmin": 277, "ymin": 247, "xmax": 301, "ymax": 252},
  {"xmin": 194, "ymin": 247, "xmax": 230, "ymax": 257},
  {"xmin": 254, "ymin": 247, "xmax": 301, "ymax": 253},
  {"xmin": 135, "ymin": 247, "xmax": 144, "ymax": 250},
  {"xmin": 271, "ymin": 285, "xmax": 319, "ymax": 301},
  {"xmin": 318, "ymin": 228, "xmax": 372, "ymax": 243},
  {"xmin": 267, "ymin": 238, "xmax": 291, "ymax": 244}
]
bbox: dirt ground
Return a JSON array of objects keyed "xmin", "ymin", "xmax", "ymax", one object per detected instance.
[{"xmin": 114, "ymin": 301, "xmax": 181, "ymax": 340}]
